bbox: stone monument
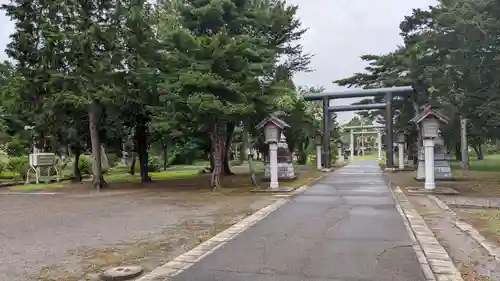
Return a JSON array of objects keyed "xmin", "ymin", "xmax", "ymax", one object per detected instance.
[{"xmin": 264, "ymin": 133, "xmax": 296, "ymax": 180}]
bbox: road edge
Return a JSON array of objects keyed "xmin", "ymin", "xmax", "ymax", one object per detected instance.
[
  {"xmin": 389, "ymin": 186, "xmax": 464, "ymax": 281},
  {"xmin": 134, "ymin": 172, "xmax": 331, "ymax": 281}
]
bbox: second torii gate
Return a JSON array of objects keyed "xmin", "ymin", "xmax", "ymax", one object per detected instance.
[
  {"xmin": 304, "ymin": 86, "xmax": 416, "ymax": 169},
  {"xmin": 344, "ymin": 125, "xmax": 385, "ymax": 161}
]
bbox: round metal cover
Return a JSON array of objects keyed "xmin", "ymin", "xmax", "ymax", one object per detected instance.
[{"xmin": 101, "ymin": 266, "xmax": 143, "ymax": 281}]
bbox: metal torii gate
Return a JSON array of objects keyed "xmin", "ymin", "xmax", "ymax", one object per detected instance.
[{"xmin": 304, "ymin": 86, "xmax": 415, "ymax": 168}]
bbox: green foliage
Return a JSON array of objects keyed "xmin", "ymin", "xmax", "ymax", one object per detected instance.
[
  {"xmin": 5, "ymin": 136, "xmax": 30, "ymax": 156},
  {"xmin": 78, "ymin": 155, "xmax": 92, "ymax": 176},
  {"xmin": 0, "ymin": 161, "xmax": 6, "ymax": 176},
  {"xmin": 169, "ymin": 141, "xmax": 205, "ymax": 165},
  {"xmin": 0, "ymin": 0, "xmax": 311, "ymax": 188},
  {"xmin": 147, "ymin": 155, "xmax": 162, "ymax": 172},
  {"xmin": 7, "ymin": 155, "xmax": 28, "ymax": 180}
]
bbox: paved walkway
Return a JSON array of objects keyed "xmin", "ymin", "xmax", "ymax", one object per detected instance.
[{"xmin": 172, "ymin": 161, "xmax": 425, "ymax": 281}]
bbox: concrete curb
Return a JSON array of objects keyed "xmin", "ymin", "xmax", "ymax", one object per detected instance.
[
  {"xmin": 134, "ymin": 173, "xmax": 330, "ymax": 281},
  {"xmin": 429, "ymin": 195, "xmax": 500, "ymax": 262},
  {"xmin": 389, "ymin": 186, "xmax": 463, "ymax": 281}
]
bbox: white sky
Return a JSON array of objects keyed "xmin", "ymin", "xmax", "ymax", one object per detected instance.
[{"xmin": 0, "ymin": 0, "xmax": 437, "ymax": 124}]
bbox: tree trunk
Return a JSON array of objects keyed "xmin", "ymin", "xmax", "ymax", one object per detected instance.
[
  {"xmin": 162, "ymin": 140, "xmax": 168, "ymax": 170},
  {"xmin": 72, "ymin": 148, "xmax": 82, "ymax": 182},
  {"xmin": 136, "ymin": 121, "xmax": 151, "ymax": 182},
  {"xmin": 473, "ymin": 144, "xmax": 484, "ymax": 160},
  {"xmin": 88, "ymin": 100, "xmax": 106, "ymax": 190},
  {"xmin": 209, "ymin": 148, "xmax": 214, "ymax": 172},
  {"xmin": 297, "ymin": 150, "xmax": 308, "ymax": 165},
  {"xmin": 128, "ymin": 152, "xmax": 136, "ymax": 175},
  {"xmin": 223, "ymin": 122, "xmax": 235, "ymax": 175},
  {"xmin": 209, "ymin": 120, "xmax": 227, "ymax": 190},
  {"xmin": 455, "ymin": 142, "xmax": 462, "ymax": 161},
  {"xmin": 240, "ymin": 124, "xmax": 248, "ymax": 162}
]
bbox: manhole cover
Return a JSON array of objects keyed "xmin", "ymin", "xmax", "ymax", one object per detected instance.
[
  {"xmin": 101, "ymin": 266, "xmax": 143, "ymax": 281},
  {"xmin": 377, "ymin": 245, "xmax": 425, "ymax": 280}
]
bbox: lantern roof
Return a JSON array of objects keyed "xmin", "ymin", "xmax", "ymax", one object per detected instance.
[
  {"xmin": 315, "ymin": 130, "xmax": 324, "ymax": 136},
  {"xmin": 409, "ymin": 104, "xmax": 450, "ymax": 124},
  {"xmin": 256, "ymin": 115, "xmax": 290, "ymax": 130}
]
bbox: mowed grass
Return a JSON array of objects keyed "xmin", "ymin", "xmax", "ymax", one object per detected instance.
[
  {"xmin": 451, "ymin": 153, "xmax": 500, "ymax": 172},
  {"xmin": 10, "ymin": 183, "xmax": 65, "ymax": 192},
  {"xmin": 353, "ymin": 152, "xmax": 379, "ymax": 161},
  {"xmin": 105, "ymin": 169, "xmax": 201, "ymax": 182}
]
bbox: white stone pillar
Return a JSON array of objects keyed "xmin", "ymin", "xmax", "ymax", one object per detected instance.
[
  {"xmin": 361, "ymin": 131, "xmax": 364, "ymax": 156},
  {"xmin": 423, "ymin": 139, "xmax": 435, "ymax": 190},
  {"xmin": 316, "ymin": 145, "xmax": 322, "ymax": 170},
  {"xmin": 269, "ymin": 142, "xmax": 279, "ymax": 189},
  {"xmin": 350, "ymin": 130, "xmax": 354, "ymax": 161},
  {"xmin": 377, "ymin": 131, "xmax": 382, "ymax": 161},
  {"xmin": 337, "ymin": 147, "xmax": 343, "ymax": 164},
  {"xmin": 398, "ymin": 143, "xmax": 404, "ymax": 169}
]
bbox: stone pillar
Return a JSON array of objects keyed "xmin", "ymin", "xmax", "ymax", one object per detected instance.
[
  {"xmin": 398, "ymin": 143, "xmax": 404, "ymax": 169},
  {"xmin": 361, "ymin": 131, "xmax": 364, "ymax": 156},
  {"xmin": 337, "ymin": 146, "xmax": 343, "ymax": 164},
  {"xmin": 269, "ymin": 142, "xmax": 279, "ymax": 189},
  {"xmin": 377, "ymin": 131, "xmax": 382, "ymax": 161},
  {"xmin": 423, "ymin": 139, "xmax": 435, "ymax": 190},
  {"xmin": 316, "ymin": 145, "xmax": 322, "ymax": 170},
  {"xmin": 350, "ymin": 130, "xmax": 354, "ymax": 161}
]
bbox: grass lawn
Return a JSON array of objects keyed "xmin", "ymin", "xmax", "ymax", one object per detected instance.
[
  {"xmin": 9, "ymin": 183, "xmax": 65, "ymax": 192},
  {"xmin": 450, "ymin": 153, "xmax": 500, "ymax": 172},
  {"xmin": 105, "ymin": 169, "xmax": 201, "ymax": 182},
  {"xmin": 3, "ymin": 160, "xmax": 327, "ymax": 193},
  {"xmin": 354, "ymin": 152, "xmax": 379, "ymax": 161}
]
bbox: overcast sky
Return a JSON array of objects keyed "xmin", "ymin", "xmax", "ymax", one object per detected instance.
[{"xmin": 0, "ymin": 0, "xmax": 436, "ymax": 124}]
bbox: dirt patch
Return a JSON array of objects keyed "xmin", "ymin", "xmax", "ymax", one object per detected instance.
[
  {"xmin": 0, "ymin": 168, "xmax": 326, "ymax": 281},
  {"xmin": 454, "ymin": 208, "xmax": 500, "ymax": 246},
  {"xmin": 385, "ymin": 170, "xmax": 500, "ymax": 197},
  {"xmin": 30, "ymin": 193, "xmax": 275, "ymax": 281},
  {"xmin": 459, "ymin": 264, "xmax": 492, "ymax": 281},
  {"xmin": 406, "ymin": 195, "xmax": 499, "ymax": 281}
]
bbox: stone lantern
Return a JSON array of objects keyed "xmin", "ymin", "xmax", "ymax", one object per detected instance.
[
  {"xmin": 396, "ymin": 132, "xmax": 406, "ymax": 169},
  {"xmin": 314, "ymin": 130, "xmax": 324, "ymax": 170},
  {"xmin": 410, "ymin": 105, "xmax": 450, "ymax": 190},
  {"xmin": 256, "ymin": 115, "xmax": 290, "ymax": 190}
]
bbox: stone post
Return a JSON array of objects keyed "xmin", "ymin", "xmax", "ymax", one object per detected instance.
[
  {"xmin": 423, "ymin": 139, "xmax": 435, "ymax": 190},
  {"xmin": 269, "ymin": 142, "xmax": 279, "ymax": 189},
  {"xmin": 337, "ymin": 146, "xmax": 343, "ymax": 164},
  {"xmin": 350, "ymin": 130, "xmax": 354, "ymax": 161},
  {"xmin": 460, "ymin": 116, "xmax": 469, "ymax": 170},
  {"xmin": 316, "ymin": 145, "xmax": 322, "ymax": 170},
  {"xmin": 398, "ymin": 143, "xmax": 404, "ymax": 169},
  {"xmin": 377, "ymin": 131, "xmax": 382, "ymax": 161}
]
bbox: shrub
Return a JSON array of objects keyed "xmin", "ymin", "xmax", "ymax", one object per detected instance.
[
  {"xmin": 7, "ymin": 155, "xmax": 29, "ymax": 180},
  {"xmin": 0, "ymin": 161, "xmax": 6, "ymax": 176},
  {"xmin": 5, "ymin": 136, "xmax": 30, "ymax": 157},
  {"xmin": 148, "ymin": 155, "xmax": 162, "ymax": 172},
  {"xmin": 78, "ymin": 155, "xmax": 92, "ymax": 175}
]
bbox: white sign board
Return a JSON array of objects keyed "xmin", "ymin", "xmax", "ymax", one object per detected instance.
[{"xmin": 29, "ymin": 153, "xmax": 56, "ymax": 167}]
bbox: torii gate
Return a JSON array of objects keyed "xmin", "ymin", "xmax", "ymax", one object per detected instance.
[
  {"xmin": 343, "ymin": 124, "xmax": 385, "ymax": 161},
  {"xmin": 304, "ymin": 86, "xmax": 415, "ymax": 169}
]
